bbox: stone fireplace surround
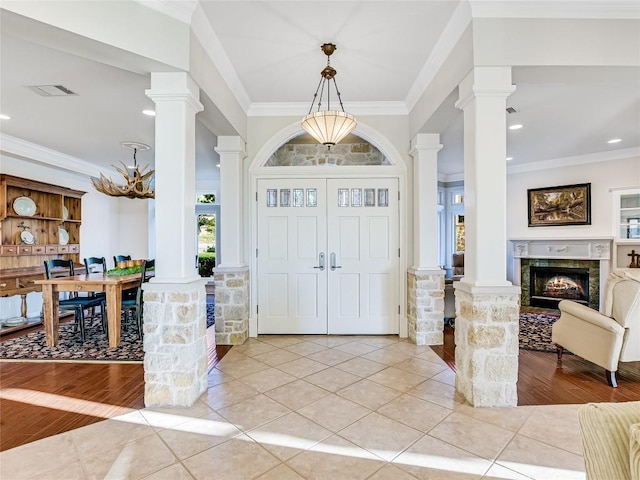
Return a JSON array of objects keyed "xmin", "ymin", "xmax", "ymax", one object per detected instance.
[
  {"xmin": 525, "ymin": 261, "xmax": 598, "ymax": 309},
  {"xmin": 510, "ymin": 238, "xmax": 612, "ymax": 310},
  {"xmin": 530, "ymin": 265, "xmax": 591, "ymax": 306}
]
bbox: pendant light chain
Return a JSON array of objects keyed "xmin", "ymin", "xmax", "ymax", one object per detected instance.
[
  {"xmin": 333, "ymin": 77, "xmax": 347, "ymax": 113},
  {"xmin": 308, "ymin": 76, "xmax": 324, "ymax": 115},
  {"xmin": 301, "ymin": 43, "xmax": 357, "ymax": 147}
]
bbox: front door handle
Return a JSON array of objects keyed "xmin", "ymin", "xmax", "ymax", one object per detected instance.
[
  {"xmin": 313, "ymin": 252, "xmax": 325, "ymax": 271},
  {"xmin": 330, "ymin": 252, "xmax": 342, "ymax": 271}
]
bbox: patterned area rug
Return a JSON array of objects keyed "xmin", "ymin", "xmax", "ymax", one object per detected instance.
[
  {"xmin": 0, "ymin": 304, "xmax": 216, "ymax": 362},
  {"xmin": 0, "ymin": 322, "xmax": 143, "ymax": 362},
  {"xmin": 519, "ymin": 311, "xmax": 561, "ymax": 352},
  {"xmin": 206, "ymin": 301, "xmax": 215, "ymax": 328}
]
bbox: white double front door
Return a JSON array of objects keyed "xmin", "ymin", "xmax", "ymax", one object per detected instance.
[{"xmin": 257, "ymin": 178, "xmax": 399, "ymax": 335}]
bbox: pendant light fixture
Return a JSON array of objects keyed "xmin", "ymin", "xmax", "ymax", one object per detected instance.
[
  {"xmin": 301, "ymin": 43, "xmax": 357, "ymax": 148},
  {"xmin": 91, "ymin": 142, "xmax": 155, "ymax": 199}
]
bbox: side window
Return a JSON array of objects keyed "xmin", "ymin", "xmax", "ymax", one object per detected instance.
[
  {"xmin": 439, "ymin": 185, "xmax": 464, "ymax": 278},
  {"xmin": 196, "ymin": 193, "xmax": 219, "ymax": 276}
]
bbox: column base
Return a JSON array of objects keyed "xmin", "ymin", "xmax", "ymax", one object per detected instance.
[
  {"xmin": 142, "ymin": 279, "xmax": 208, "ymax": 407},
  {"xmin": 453, "ymin": 282, "xmax": 521, "ymax": 407},
  {"xmin": 407, "ymin": 268, "xmax": 445, "ymax": 345},
  {"xmin": 213, "ymin": 266, "xmax": 249, "ymax": 345}
]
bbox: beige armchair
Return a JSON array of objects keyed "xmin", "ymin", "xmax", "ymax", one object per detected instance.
[{"xmin": 552, "ymin": 270, "xmax": 640, "ymax": 387}]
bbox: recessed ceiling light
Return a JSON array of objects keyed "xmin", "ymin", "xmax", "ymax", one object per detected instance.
[
  {"xmin": 508, "ymin": 124, "xmax": 523, "ymax": 130},
  {"xmin": 0, "ymin": 114, "xmax": 10, "ymax": 120},
  {"xmin": 607, "ymin": 138, "xmax": 622, "ymax": 144},
  {"xmin": 216, "ymin": 163, "xmax": 221, "ymax": 168},
  {"xmin": 506, "ymin": 157, "xmax": 513, "ymax": 161},
  {"xmin": 142, "ymin": 110, "xmax": 156, "ymax": 116}
]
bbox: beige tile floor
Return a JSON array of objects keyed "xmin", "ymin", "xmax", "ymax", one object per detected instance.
[{"xmin": 0, "ymin": 335, "xmax": 588, "ymax": 480}]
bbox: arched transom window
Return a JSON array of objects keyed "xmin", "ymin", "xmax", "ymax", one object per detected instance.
[{"xmin": 266, "ymin": 133, "xmax": 391, "ymax": 167}]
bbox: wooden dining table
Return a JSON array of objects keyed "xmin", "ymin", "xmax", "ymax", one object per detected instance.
[{"xmin": 34, "ymin": 272, "xmax": 143, "ymax": 348}]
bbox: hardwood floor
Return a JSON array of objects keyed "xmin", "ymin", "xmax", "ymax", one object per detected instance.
[
  {"xmin": 1, "ymin": 324, "xmax": 638, "ymax": 452},
  {"xmin": 431, "ymin": 325, "xmax": 640, "ymax": 405},
  {"xmin": 0, "ymin": 325, "xmax": 230, "ymax": 452},
  {"xmin": 0, "ymin": 361, "xmax": 145, "ymax": 452}
]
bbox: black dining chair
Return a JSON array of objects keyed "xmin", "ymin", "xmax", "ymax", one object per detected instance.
[
  {"xmin": 43, "ymin": 259, "xmax": 106, "ymax": 342},
  {"xmin": 121, "ymin": 259, "xmax": 155, "ymax": 338},
  {"xmin": 84, "ymin": 256, "xmax": 108, "ymax": 314},
  {"xmin": 84, "ymin": 256, "xmax": 107, "ymax": 275},
  {"xmin": 113, "ymin": 254, "xmax": 139, "ymax": 300},
  {"xmin": 113, "ymin": 254, "xmax": 131, "ymax": 269}
]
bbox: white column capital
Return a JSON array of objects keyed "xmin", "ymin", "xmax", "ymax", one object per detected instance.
[
  {"xmin": 214, "ymin": 136, "xmax": 246, "ymax": 157},
  {"xmin": 410, "ymin": 133, "xmax": 443, "ymax": 156},
  {"xmin": 455, "ymin": 67, "xmax": 516, "ymax": 111},
  {"xmin": 145, "ymin": 72, "xmax": 203, "ymax": 113}
]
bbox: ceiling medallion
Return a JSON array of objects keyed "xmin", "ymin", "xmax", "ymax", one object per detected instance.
[
  {"xmin": 91, "ymin": 142, "xmax": 155, "ymax": 199},
  {"xmin": 301, "ymin": 43, "xmax": 357, "ymax": 149}
]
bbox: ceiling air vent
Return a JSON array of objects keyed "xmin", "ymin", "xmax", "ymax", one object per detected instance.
[
  {"xmin": 27, "ymin": 84, "xmax": 78, "ymax": 97},
  {"xmin": 506, "ymin": 107, "xmax": 517, "ymax": 114}
]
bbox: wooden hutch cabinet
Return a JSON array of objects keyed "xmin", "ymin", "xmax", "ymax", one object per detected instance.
[{"xmin": 0, "ymin": 174, "xmax": 85, "ymax": 332}]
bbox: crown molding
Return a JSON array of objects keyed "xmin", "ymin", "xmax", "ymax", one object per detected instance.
[
  {"xmin": 469, "ymin": 0, "xmax": 640, "ymax": 19},
  {"xmin": 189, "ymin": 3, "xmax": 251, "ymax": 113},
  {"xmin": 136, "ymin": 0, "xmax": 198, "ymax": 24},
  {"xmin": 135, "ymin": 1, "xmax": 250, "ymax": 112},
  {"xmin": 0, "ymin": 134, "xmax": 103, "ymax": 178},
  {"xmin": 507, "ymin": 146, "xmax": 640, "ymax": 174},
  {"xmin": 439, "ymin": 172, "xmax": 465, "ymax": 183},
  {"xmin": 248, "ymin": 101, "xmax": 409, "ymax": 117},
  {"xmin": 438, "ymin": 146, "xmax": 639, "ymax": 180},
  {"xmin": 405, "ymin": 1, "xmax": 472, "ymax": 110}
]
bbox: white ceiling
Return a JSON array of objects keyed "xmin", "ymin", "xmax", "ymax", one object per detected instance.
[
  {"xmin": 199, "ymin": 1, "xmax": 458, "ymax": 103},
  {"xmin": 1, "ymin": 1, "xmax": 639, "ymax": 179}
]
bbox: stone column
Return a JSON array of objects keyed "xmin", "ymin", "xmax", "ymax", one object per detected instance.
[
  {"xmin": 214, "ymin": 136, "xmax": 249, "ymax": 345},
  {"xmin": 453, "ymin": 67, "xmax": 521, "ymax": 407},
  {"xmin": 408, "ymin": 134, "xmax": 445, "ymax": 345},
  {"xmin": 213, "ymin": 267, "xmax": 249, "ymax": 345},
  {"xmin": 144, "ymin": 72, "xmax": 207, "ymax": 407}
]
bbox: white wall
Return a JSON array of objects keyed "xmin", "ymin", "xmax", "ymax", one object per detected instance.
[
  {"xmin": 115, "ymin": 197, "xmax": 150, "ymax": 266},
  {"xmin": 505, "ymin": 152, "xmax": 640, "ymax": 282},
  {"xmin": 474, "ymin": 18, "xmax": 640, "ymax": 67},
  {"xmin": 2, "ymin": 1, "xmax": 190, "ymax": 71},
  {"xmin": 507, "ymin": 154, "xmax": 640, "ymax": 239}
]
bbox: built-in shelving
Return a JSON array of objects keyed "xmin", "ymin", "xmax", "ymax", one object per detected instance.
[
  {"xmin": 0, "ymin": 174, "xmax": 85, "ymax": 333},
  {"xmin": 611, "ymin": 187, "xmax": 640, "ymax": 269}
]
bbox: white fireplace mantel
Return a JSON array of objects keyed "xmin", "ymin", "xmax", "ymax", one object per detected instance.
[
  {"xmin": 510, "ymin": 237, "xmax": 613, "ymax": 310},
  {"xmin": 511, "ymin": 237, "xmax": 613, "ymax": 261}
]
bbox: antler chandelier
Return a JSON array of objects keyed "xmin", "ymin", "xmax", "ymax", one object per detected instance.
[
  {"xmin": 301, "ymin": 43, "xmax": 357, "ymax": 148},
  {"xmin": 92, "ymin": 142, "xmax": 155, "ymax": 199}
]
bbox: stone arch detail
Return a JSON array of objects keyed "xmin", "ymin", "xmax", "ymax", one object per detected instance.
[
  {"xmin": 266, "ymin": 135, "xmax": 390, "ymax": 167},
  {"xmin": 249, "ymin": 121, "xmax": 406, "ymax": 174}
]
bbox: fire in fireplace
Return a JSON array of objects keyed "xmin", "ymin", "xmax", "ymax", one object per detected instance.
[{"xmin": 530, "ymin": 266, "xmax": 589, "ymax": 309}]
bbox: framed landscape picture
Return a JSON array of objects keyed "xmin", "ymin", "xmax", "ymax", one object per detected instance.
[{"xmin": 528, "ymin": 183, "xmax": 591, "ymax": 227}]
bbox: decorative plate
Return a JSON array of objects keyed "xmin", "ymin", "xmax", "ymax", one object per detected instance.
[
  {"xmin": 62, "ymin": 206, "xmax": 69, "ymax": 221},
  {"xmin": 2, "ymin": 317, "xmax": 26, "ymax": 326},
  {"xmin": 13, "ymin": 196, "xmax": 37, "ymax": 216},
  {"xmin": 20, "ymin": 230, "xmax": 35, "ymax": 245},
  {"xmin": 59, "ymin": 228, "xmax": 69, "ymax": 245}
]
